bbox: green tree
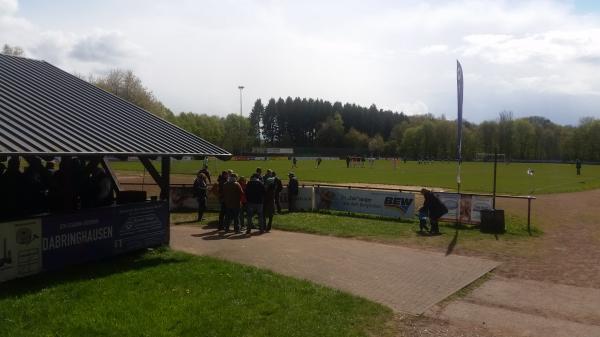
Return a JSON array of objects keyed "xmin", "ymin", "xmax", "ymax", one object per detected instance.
[
  {"xmin": 316, "ymin": 113, "xmax": 345, "ymax": 147},
  {"xmin": 1, "ymin": 44, "xmax": 24, "ymax": 56},
  {"xmin": 368, "ymin": 134, "xmax": 385, "ymax": 156}
]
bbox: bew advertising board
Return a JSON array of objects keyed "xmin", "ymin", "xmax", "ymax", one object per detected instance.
[{"xmin": 316, "ymin": 187, "xmax": 414, "ymax": 219}]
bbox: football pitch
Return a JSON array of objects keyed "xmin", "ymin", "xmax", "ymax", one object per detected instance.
[{"xmin": 111, "ymin": 159, "xmax": 600, "ymax": 195}]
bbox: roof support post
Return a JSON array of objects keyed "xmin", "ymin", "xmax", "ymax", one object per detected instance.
[
  {"xmin": 160, "ymin": 156, "xmax": 170, "ymax": 202},
  {"xmin": 139, "ymin": 157, "xmax": 165, "ymax": 191},
  {"xmin": 100, "ymin": 157, "xmax": 121, "ymax": 194}
]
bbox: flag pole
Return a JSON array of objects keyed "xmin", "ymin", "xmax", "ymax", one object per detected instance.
[{"xmin": 456, "ymin": 60, "xmax": 464, "ymax": 226}]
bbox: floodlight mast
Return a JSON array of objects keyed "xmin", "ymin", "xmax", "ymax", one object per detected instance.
[{"xmin": 238, "ymin": 85, "xmax": 245, "ymax": 117}]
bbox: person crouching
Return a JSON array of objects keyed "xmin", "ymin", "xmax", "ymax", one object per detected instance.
[{"xmin": 418, "ymin": 188, "xmax": 448, "ymax": 235}]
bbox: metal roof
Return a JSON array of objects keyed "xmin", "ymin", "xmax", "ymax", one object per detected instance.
[{"xmin": 0, "ymin": 54, "xmax": 231, "ymax": 158}]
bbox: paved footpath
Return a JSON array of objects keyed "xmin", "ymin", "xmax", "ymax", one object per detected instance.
[
  {"xmin": 428, "ymin": 276, "xmax": 600, "ymax": 337},
  {"xmin": 171, "ymin": 225, "xmax": 499, "ymax": 314}
]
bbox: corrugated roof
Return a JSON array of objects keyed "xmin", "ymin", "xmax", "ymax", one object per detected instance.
[{"xmin": 0, "ymin": 54, "xmax": 231, "ymax": 158}]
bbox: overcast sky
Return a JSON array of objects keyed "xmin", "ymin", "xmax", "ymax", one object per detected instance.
[{"xmin": 1, "ymin": 0, "xmax": 600, "ymax": 125}]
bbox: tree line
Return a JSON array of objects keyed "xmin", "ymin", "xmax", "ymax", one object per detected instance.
[
  {"xmin": 0, "ymin": 52, "xmax": 588, "ymax": 162},
  {"xmin": 3, "ymin": 43, "xmax": 596, "ymax": 162},
  {"xmin": 88, "ymin": 70, "xmax": 599, "ymax": 161}
]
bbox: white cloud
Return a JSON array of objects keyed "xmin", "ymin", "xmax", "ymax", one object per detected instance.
[
  {"xmin": 0, "ymin": 0, "xmax": 17, "ymax": 16},
  {"xmin": 392, "ymin": 101, "xmax": 429, "ymax": 116},
  {"xmin": 0, "ymin": 1, "xmax": 143, "ymax": 73},
  {"xmin": 70, "ymin": 30, "xmax": 143, "ymax": 64},
  {"xmin": 419, "ymin": 44, "xmax": 448, "ymax": 55},
  {"xmin": 1, "ymin": 0, "xmax": 600, "ymax": 124}
]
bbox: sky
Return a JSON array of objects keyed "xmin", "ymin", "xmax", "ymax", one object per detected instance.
[{"xmin": 1, "ymin": 0, "xmax": 600, "ymax": 125}]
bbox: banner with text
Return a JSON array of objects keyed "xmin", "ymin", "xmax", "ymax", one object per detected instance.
[
  {"xmin": 1, "ymin": 201, "xmax": 169, "ymax": 282},
  {"xmin": 315, "ymin": 187, "xmax": 415, "ymax": 219}
]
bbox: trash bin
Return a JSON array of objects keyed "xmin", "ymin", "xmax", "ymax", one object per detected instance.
[{"xmin": 480, "ymin": 209, "xmax": 505, "ymax": 233}]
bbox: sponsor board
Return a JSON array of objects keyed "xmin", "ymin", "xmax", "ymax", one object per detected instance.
[
  {"xmin": 435, "ymin": 193, "xmax": 493, "ymax": 224},
  {"xmin": 278, "ymin": 187, "xmax": 315, "ymax": 211},
  {"xmin": 0, "ymin": 218, "xmax": 42, "ymax": 282},
  {"xmin": 0, "ymin": 202, "xmax": 168, "ymax": 282},
  {"xmin": 316, "ymin": 187, "xmax": 414, "ymax": 219}
]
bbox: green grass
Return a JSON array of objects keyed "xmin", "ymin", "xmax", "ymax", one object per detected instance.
[
  {"xmin": 0, "ymin": 249, "xmax": 394, "ymax": 337},
  {"xmin": 111, "ymin": 159, "xmax": 600, "ymax": 195},
  {"xmin": 171, "ymin": 210, "xmax": 540, "ymax": 252}
]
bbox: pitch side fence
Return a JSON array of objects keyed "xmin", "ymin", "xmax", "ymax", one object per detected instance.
[{"xmin": 122, "ymin": 182, "xmax": 536, "ymax": 234}]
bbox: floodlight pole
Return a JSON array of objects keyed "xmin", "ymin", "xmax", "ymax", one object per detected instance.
[
  {"xmin": 493, "ymin": 150, "xmax": 498, "ymax": 209},
  {"xmin": 238, "ymin": 85, "xmax": 245, "ymax": 117}
]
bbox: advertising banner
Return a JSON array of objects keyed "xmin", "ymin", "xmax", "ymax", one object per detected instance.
[
  {"xmin": 0, "ymin": 218, "xmax": 42, "ymax": 282},
  {"xmin": 436, "ymin": 193, "xmax": 492, "ymax": 224},
  {"xmin": 315, "ymin": 187, "xmax": 414, "ymax": 219},
  {"xmin": 1, "ymin": 201, "xmax": 169, "ymax": 282},
  {"xmin": 42, "ymin": 202, "xmax": 168, "ymax": 271},
  {"xmin": 278, "ymin": 187, "xmax": 314, "ymax": 211}
]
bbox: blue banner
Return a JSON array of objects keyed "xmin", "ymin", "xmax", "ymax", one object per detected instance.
[{"xmin": 41, "ymin": 202, "xmax": 168, "ymax": 271}]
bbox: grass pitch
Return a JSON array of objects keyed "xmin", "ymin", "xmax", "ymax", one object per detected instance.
[
  {"xmin": 111, "ymin": 159, "xmax": 600, "ymax": 195},
  {"xmin": 0, "ymin": 250, "xmax": 393, "ymax": 337}
]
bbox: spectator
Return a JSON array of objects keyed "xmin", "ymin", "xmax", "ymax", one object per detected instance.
[
  {"xmin": 0, "ymin": 156, "xmax": 25, "ymax": 219},
  {"xmin": 23, "ymin": 157, "xmax": 48, "ymax": 214},
  {"xmin": 346, "ymin": 156, "xmax": 350, "ymax": 168},
  {"xmin": 200, "ymin": 164, "xmax": 212, "ymax": 184},
  {"xmin": 222, "ymin": 173, "xmax": 243, "ymax": 233},
  {"xmin": 245, "ymin": 174, "xmax": 265, "ymax": 234},
  {"xmin": 255, "ymin": 167, "xmax": 263, "ymax": 182},
  {"xmin": 272, "ymin": 171, "xmax": 283, "ymax": 213},
  {"xmin": 193, "ymin": 171, "xmax": 208, "ymax": 222},
  {"xmin": 48, "ymin": 157, "xmax": 77, "ymax": 212},
  {"xmin": 238, "ymin": 176, "xmax": 247, "ymax": 230},
  {"xmin": 263, "ymin": 176, "xmax": 276, "ymax": 232},
  {"xmin": 576, "ymin": 158, "xmax": 582, "ymax": 176},
  {"xmin": 217, "ymin": 171, "xmax": 229, "ymax": 228},
  {"xmin": 288, "ymin": 172, "xmax": 299, "ymax": 212},
  {"xmin": 418, "ymin": 188, "xmax": 448, "ymax": 235}
]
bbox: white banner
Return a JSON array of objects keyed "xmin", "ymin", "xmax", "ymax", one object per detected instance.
[
  {"xmin": 0, "ymin": 218, "xmax": 42, "ymax": 282},
  {"xmin": 435, "ymin": 193, "xmax": 493, "ymax": 224},
  {"xmin": 315, "ymin": 187, "xmax": 415, "ymax": 219},
  {"xmin": 278, "ymin": 187, "xmax": 315, "ymax": 211}
]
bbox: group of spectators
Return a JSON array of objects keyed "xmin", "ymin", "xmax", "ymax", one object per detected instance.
[
  {"xmin": 192, "ymin": 166, "xmax": 299, "ymax": 234},
  {"xmin": 0, "ymin": 156, "xmax": 114, "ymax": 221}
]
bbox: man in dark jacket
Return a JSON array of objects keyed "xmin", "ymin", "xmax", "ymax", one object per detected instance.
[
  {"xmin": 222, "ymin": 174, "xmax": 243, "ymax": 233},
  {"xmin": 288, "ymin": 172, "xmax": 299, "ymax": 212},
  {"xmin": 245, "ymin": 174, "xmax": 265, "ymax": 233},
  {"xmin": 193, "ymin": 172, "xmax": 208, "ymax": 221},
  {"xmin": 418, "ymin": 188, "xmax": 448, "ymax": 235},
  {"xmin": 576, "ymin": 159, "xmax": 582, "ymax": 175},
  {"xmin": 272, "ymin": 171, "xmax": 283, "ymax": 213},
  {"xmin": 217, "ymin": 171, "xmax": 229, "ymax": 229}
]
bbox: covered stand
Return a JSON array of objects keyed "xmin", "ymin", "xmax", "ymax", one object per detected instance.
[{"xmin": 0, "ymin": 54, "xmax": 230, "ymax": 282}]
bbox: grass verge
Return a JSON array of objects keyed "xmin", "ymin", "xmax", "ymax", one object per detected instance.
[
  {"xmin": 171, "ymin": 210, "xmax": 541, "ymax": 255},
  {"xmin": 0, "ymin": 249, "xmax": 394, "ymax": 337}
]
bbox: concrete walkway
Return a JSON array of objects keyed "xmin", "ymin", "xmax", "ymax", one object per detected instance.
[
  {"xmin": 429, "ymin": 277, "xmax": 600, "ymax": 337},
  {"xmin": 171, "ymin": 225, "xmax": 499, "ymax": 314}
]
